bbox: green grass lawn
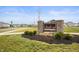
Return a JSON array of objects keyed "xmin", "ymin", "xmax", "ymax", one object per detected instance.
[
  {"xmin": 0, "ymin": 28, "xmax": 15, "ymax": 33},
  {"xmin": 13, "ymin": 26, "xmax": 79, "ymax": 33},
  {"xmin": 13, "ymin": 27, "xmax": 37, "ymax": 33},
  {"xmin": 0, "ymin": 35, "xmax": 79, "ymax": 52},
  {"xmin": 64, "ymin": 26, "xmax": 79, "ymax": 33}
]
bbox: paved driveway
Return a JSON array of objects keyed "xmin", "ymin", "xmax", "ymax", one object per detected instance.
[
  {"xmin": 0, "ymin": 29, "xmax": 24, "ymax": 35},
  {"xmin": 0, "ymin": 29, "xmax": 79, "ymax": 36}
]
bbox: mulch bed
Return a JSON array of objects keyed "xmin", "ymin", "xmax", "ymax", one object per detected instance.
[{"xmin": 22, "ymin": 34, "xmax": 79, "ymax": 44}]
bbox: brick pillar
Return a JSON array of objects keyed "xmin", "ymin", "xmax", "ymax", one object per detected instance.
[
  {"xmin": 38, "ymin": 20, "xmax": 44, "ymax": 33},
  {"xmin": 56, "ymin": 20, "xmax": 64, "ymax": 32}
]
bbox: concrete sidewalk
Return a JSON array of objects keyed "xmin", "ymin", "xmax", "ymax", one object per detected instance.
[
  {"xmin": 0, "ymin": 28, "xmax": 24, "ymax": 35},
  {"xmin": 0, "ymin": 32, "xmax": 24, "ymax": 35},
  {"xmin": 0, "ymin": 31, "xmax": 79, "ymax": 36},
  {"xmin": 64, "ymin": 32, "xmax": 79, "ymax": 35}
]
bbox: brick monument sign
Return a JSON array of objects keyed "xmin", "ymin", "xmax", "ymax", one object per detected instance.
[{"xmin": 38, "ymin": 20, "xmax": 64, "ymax": 33}]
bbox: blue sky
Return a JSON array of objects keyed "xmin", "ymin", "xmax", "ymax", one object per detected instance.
[{"xmin": 0, "ymin": 6, "xmax": 79, "ymax": 24}]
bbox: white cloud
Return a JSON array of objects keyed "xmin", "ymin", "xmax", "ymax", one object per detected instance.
[
  {"xmin": 0, "ymin": 7, "xmax": 28, "ymax": 15},
  {"xmin": 49, "ymin": 10, "xmax": 79, "ymax": 15}
]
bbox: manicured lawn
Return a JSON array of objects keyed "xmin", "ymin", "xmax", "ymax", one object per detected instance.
[
  {"xmin": 13, "ymin": 26, "xmax": 79, "ymax": 33},
  {"xmin": 0, "ymin": 28, "xmax": 15, "ymax": 33},
  {"xmin": 64, "ymin": 26, "xmax": 79, "ymax": 33},
  {"xmin": 13, "ymin": 27, "xmax": 37, "ymax": 33},
  {"xmin": 0, "ymin": 35, "xmax": 79, "ymax": 52}
]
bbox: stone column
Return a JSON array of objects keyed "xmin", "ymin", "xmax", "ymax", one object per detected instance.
[
  {"xmin": 38, "ymin": 20, "xmax": 44, "ymax": 33},
  {"xmin": 56, "ymin": 20, "xmax": 64, "ymax": 32}
]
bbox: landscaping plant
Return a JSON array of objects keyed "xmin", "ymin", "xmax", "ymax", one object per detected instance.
[
  {"xmin": 64, "ymin": 34, "xmax": 72, "ymax": 40},
  {"xmin": 54, "ymin": 32, "xmax": 64, "ymax": 40},
  {"xmin": 54, "ymin": 32, "xmax": 72, "ymax": 40},
  {"xmin": 24, "ymin": 31, "xmax": 37, "ymax": 36}
]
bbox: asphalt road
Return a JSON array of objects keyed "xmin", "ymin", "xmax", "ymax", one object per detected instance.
[
  {"xmin": 0, "ymin": 29, "xmax": 79, "ymax": 36},
  {"xmin": 0, "ymin": 29, "xmax": 24, "ymax": 35}
]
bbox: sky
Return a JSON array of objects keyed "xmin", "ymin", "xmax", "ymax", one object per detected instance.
[{"xmin": 0, "ymin": 6, "xmax": 79, "ymax": 24}]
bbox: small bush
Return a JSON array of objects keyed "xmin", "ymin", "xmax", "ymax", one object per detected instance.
[
  {"xmin": 64, "ymin": 34, "xmax": 72, "ymax": 40},
  {"xmin": 24, "ymin": 31, "xmax": 29, "ymax": 35},
  {"xmin": 33, "ymin": 31, "xmax": 37, "ymax": 35},
  {"xmin": 28, "ymin": 31, "xmax": 34, "ymax": 36},
  {"xmin": 54, "ymin": 32, "xmax": 64, "ymax": 40},
  {"xmin": 54, "ymin": 32, "xmax": 72, "ymax": 40},
  {"xmin": 24, "ymin": 31, "xmax": 37, "ymax": 36}
]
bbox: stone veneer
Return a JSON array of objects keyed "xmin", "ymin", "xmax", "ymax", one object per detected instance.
[{"xmin": 38, "ymin": 20, "xmax": 64, "ymax": 33}]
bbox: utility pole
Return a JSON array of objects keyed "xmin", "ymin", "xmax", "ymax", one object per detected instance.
[
  {"xmin": 37, "ymin": 7, "xmax": 41, "ymax": 34},
  {"xmin": 10, "ymin": 16, "xmax": 13, "ymax": 28},
  {"xmin": 10, "ymin": 21, "xmax": 13, "ymax": 27},
  {"xmin": 38, "ymin": 6, "xmax": 41, "ymax": 21},
  {"xmin": 11, "ymin": 21, "xmax": 13, "ymax": 25}
]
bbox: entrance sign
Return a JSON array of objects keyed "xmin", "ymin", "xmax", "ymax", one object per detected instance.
[{"xmin": 38, "ymin": 20, "xmax": 64, "ymax": 33}]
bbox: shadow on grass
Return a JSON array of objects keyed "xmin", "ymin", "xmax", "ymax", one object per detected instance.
[{"xmin": 22, "ymin": 34, "xmax": 79, "ymax": 44}]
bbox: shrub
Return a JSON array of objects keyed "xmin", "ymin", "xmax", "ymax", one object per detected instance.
[
  {"xmin": 54, "ymin": 32, "xmax": 72, "ymax": 40},
  {"xmin": 24, "ymin": 31, "xmax": 29, "ymax": 35},
  {"xmin": 64, "ymin": 34, "xmax": 72, "ymax": 40},
  {"xmin": 24, "ymin": 31, "xmax": 37, "ymax": 36},
  {"xmin": 28, "ymin": 32, "xmax": 33, "ymax": 36},
  {"xmin": 54, "ymin": 32, "xmax": 64, "ymax": 40},
  {"xmin": 33, "ymin": 31, "xmax": 37, "ymax": 35}
]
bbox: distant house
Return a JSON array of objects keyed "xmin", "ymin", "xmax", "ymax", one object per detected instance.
[
  {"xmin": 65, "ymin": 22, "xmax": 78, "ymax": 27},
  {"xmin": 13, "ymin": 24, "xmax": 28, "ymax": 27},
  {"xmin": 0, "ymin": 22, "xmax": 10, "ymax": 28}
]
